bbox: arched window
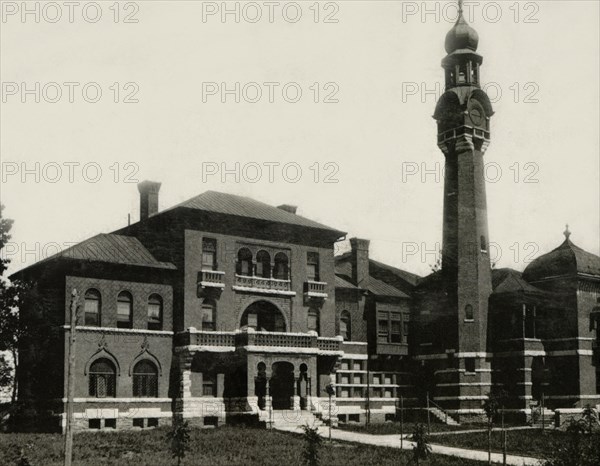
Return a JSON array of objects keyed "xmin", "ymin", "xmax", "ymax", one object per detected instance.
[
  {"xmin": 273, "ymin": 253, "xmax": 289, "ymax": 280},
  {"xmin": 237, "ymin": 248, "xmax": 253, "ymax": 276},
  {"xmin": 84, "ymin": 288, "xmax": 101, "ymax": 326},
  {"xmin": 117, "ymin": 291, "xmax": 133, "ymax": 329},
  {"xmin": 89, "ymin": 358, "xmax": 116, "ymax": 398},
  {"xmin": 340, "ymin": 311, "xmax": 351, "ymax": 340},
  {"xmin": 308, "ymin": 308, "xmax": 320, "ymax": 335},
  {"xmin": 132, "ymin": 360, "xmax": 158, "ymax": 397},
  {"xmin": 202, "ymin": 299, "xmax": 216, "ymax": 331},
  {"xmin": 147, "ymin": 294, "xmax": 163, "ymax": 330},
  {"xmin": 256, "ymin": 250, "xmax": 271, "ymax": 278},
  {"xmin": 465, "ymin": 304, "xmax": 474, "ymax": 321}
]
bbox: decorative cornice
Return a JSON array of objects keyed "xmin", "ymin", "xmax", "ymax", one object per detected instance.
[{"xmin": 63, "ymin": 325, "xmax": 173, "ymax": 336}]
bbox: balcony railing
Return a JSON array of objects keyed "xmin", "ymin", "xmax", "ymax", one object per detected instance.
[
  {"xmin": 233, "ymin": 274, "xmax": 295, "ymax": 296},
  {"xmin": 198, "ymin": 270, "xmax": 226, "ymax": 289},
  {"xmin": 317, "ymin": 337, "xmax": 342, "ymax": 352},
  {"xmin": 304, "ymin": 280, "xmax": 328, "ymax": 299},
  {"xmin": 176, "ymin": 329, "xmax": 343, "ymax": 354}
]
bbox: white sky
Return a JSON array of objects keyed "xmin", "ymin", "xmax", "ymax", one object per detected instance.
[{"xmin": 1, "ymin": 0, "xmax": 599, "ymax": 278}]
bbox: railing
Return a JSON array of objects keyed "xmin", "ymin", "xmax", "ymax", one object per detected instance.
[
  {"xmin": 317, "ymin": 337, "xmax": 342, "ymax": 352},
  {"xmin": 199, "ymin": 270, "xmax": 225, "ymax": 288},
  {"xmin": 305, "ymin": 280, "xmax": 328, "ymax": 298},
  {"xmin": 234, "ymin": 274, "xmax": 292, "ymax": 293},
  {"xmin": 177, "ymin": 329, "xmax": 343, "ymax": 353},
  {"xmin": 252, "ymin": 331, "xmax": 314, "ymax": 348}
]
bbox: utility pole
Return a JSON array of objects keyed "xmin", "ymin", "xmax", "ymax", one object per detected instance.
[
  {"xmin": 64, "ymin": 289, "xmax": 79, "ymax": 466},
  {"xmin": 400, "ymin": 395, "xmax": 404, "ymax": 449},
  {"xmin": 426, "ymin": 391, "xmax": 431, "ymax": 434}
]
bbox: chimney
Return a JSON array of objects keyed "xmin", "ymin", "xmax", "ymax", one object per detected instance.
[
  {"xmin": 138, "ymin": 180, "xmax": 161, "ymax": 221},
  {"xmin": 277, "ymin": 204, "xmax": 297, "ymax": 214},
  {"xmin": 350, "ymin": 237, "xmax": 370, "ymax": 286}
]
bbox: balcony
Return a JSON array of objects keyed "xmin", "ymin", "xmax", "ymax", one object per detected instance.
[
  {"xmin": 233, "ymin": 274, "xmax": 295, "ymax": 296},
  {"xmin": 304, "ymin": 280, "xmax": 328, "ymax": 299},
  {"xmin": 198, "ymin": 270, "xmax": 225, "ymax": 289},
  {"xmin": 176, "ymin": 329, "xmax": 343, "ymax": 355}
]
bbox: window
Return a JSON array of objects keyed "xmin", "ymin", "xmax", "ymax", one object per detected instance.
[
  {"xmin": 89, "ymin": 419, "xmax": 101, "ymax": 429},
  {"xmin": 403, "ymin": 320, "xmax": 409, "ymax": 339},
  {"xmin": 340, "ymin": 311, "xmax": 351, "ymax": 340},
  {"xmin": 256, "ymin": 250, "xmax": 271, "ymax": 278},
  {"xmin": 104, "ymin": 418, "xmax": 116, "ymax": 429},
  {"xmin": 133, "ymin": 360, "xmax": 158, "ymax": 397},
  {"xmin": 307, "ymin": 252, "xmax": 320, "ymax": 281},
  {"xmin": 203, "ymin": 373, "xmax": 216, "ymax": 397},
  {"xmin": 133, "ymin": 418, "xmax": 144, "ymax": 428},
  {"xmin": 89, "ymin": 358, "xmax": 116, "ymax": 398},
  {"xmin": 465, "ymin": 358, "xmax": 476, "ymax": 374},
  {"xmin": 201, "ymin": 299, "xmax": 216, "ymax": 331},
  {"xmin": 117, "ymin": 291, "xmax": 133, "ymax": 329},
  {"xmin": 524, "ymin": 304, "xmax": 536, "ymax": 338},
  {"xmin": 465, "ymin": 304, "xmax": 474, "ymax": 321},
  {"xmin": 237, "ymin": 248, "xmax": 253, "ymax": 276},
  {"xmin": 480, "ymin": 235, "xmax": 488, "ymax": 253},
  {"xmin": 84, "ymin": 289, "xmax": 101, "ymax": 326},
  {"xmin": 273, "ymin": 252, "xmax": 289, "ymax": 280},
  {"xmin": 308, "ymin": 308, "xmax": 320, "ymax": 334},
  {"xmin": 147, "ymin": 294, "xmax": 163, "ymax": 330},
  {"xmin": 378, "ymin": 311, "xmax": 403, "ymax": 344},
  {"xmin": 202, "ymin": 238, "xmax": 217, "ymax": 270}
]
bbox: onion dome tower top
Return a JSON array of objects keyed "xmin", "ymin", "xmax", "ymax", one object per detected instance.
[{"xmin": 445, "ymin": 0, "xmax": 479, "ymax": 54}]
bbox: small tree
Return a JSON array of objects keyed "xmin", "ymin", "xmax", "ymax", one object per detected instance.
[
  {"xmin": 482, "ymin": 391, "xmax": 505, "ymax": 465},
  {"xmin": 543, "ymin": 407, "xmax": 600, "ymax": 466},
  {"xmin": 302, "ymin": 423, "xmax": 323, "ymax": 466},
  {"xmin": 167, "ymin": 418, "xmax": 191, "ymax": 466},
  {"xmin": 411, "ymin": 423, "xmax": 431, "ymax": 465}
]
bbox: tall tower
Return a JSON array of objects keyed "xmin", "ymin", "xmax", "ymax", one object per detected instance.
[{"xmin": 433, "ymin": 1, "xmax": 494, "ymax": 411}]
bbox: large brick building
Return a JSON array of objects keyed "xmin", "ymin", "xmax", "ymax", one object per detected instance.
[{"xmin": 10, "ymin": 6, "xmax": 600, "ymax": 431}]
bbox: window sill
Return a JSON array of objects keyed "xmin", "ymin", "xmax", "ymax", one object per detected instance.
[{"xmin": 464, "ymin": 319, "xmax": 475, "ymax": 323}]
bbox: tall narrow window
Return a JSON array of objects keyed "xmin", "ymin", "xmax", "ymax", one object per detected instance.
[
  {"xmin": 147, "ymin": 294, "xmax": 163, "ymax": 330},
  {"xmin": 201, "ymin": 299, "xmax": 216, "ymax": 331},
  {"xmin": 308, "ymin": 308, "xmax": 320, "ymax": 334},
  {"xmin": 202, "ymin": 238, "xmax": 217, "ymax": 270},
  {"xmin": 256, "ymin": 250, "xmax": 271, "ymax": 278},
  {"xmin": 402, "ymin": 320, "xmax": 409, "ymax": 340},
  {"xmin": 202, "ymin": 373, "xmax": 216, "ymax": 397},
  {"xmin": 117, "ymin": 291, "xmax": 133, "ymax": 329},
  {"xmin": 524, "ymin": 304, "xmax": 536, "ymax": 338},
  {"xmin": 84, "ymin": 289, "xmax": 101, "ymax": 326},
  {"xmin": 377, "ymin": 311, "xmax": 389, "ymax": 343},
  {"xmin": 273, "ymin": 252, "xmax": 289, "ymax": 280},
  {"xmin": 132, "ymin": 360, "xmax": 158, "ymax": 397},
  {"xmin": 465, "ymin": 358, "xmax": 476, "ymax": 374},
  {"xmin": 390, "ymin": 313, "xmax": 402, "ymax": 343},
  {"xmin": 307, "ymin": 252, "xmax": 320, "ymax": 282},
  {"xmin": 237, "ymin": 248, "xmax": 253, "ymax": 276},
  {"xmin": 480, "ymin": 235, "xmax": 488, "ymax": 253},
  {"xmin": 89, "ymin": 358, "xmax": 116, "ymax": 398},
  {"xmin": 465, "ymin": 304, "xmax": 474, "ymax": 321},
  {"xmin": 340, "ymin": 311, "xmax": 351, "ymax": 340}
]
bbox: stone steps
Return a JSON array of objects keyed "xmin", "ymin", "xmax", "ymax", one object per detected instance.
[{"xmin": 428, "ymin": 407, "xmax": 460, "ymax": 426}]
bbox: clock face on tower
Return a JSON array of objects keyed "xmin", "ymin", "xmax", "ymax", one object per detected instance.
[{"xmin": 468, "ymin": 100, "xmax": 485, "ymax": 127}]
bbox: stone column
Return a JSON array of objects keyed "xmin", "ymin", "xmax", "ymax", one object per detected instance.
[{"xmin": 293, "ymin": 376, "xmax": 301, "ymax": 411}]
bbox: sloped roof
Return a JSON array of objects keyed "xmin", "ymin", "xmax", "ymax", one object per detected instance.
[
  {"xmin": 523, "ymin": 236, "xmax": 600, "ymax": 282},
  {"xmin": 491, "ymin": 268, "xmax": 544, "ymax": 295},
  {"xmin": 11, "ymin": 234, "xmax": 176, "ymax": 277},
  {"xmin": 335, "ymin": 262, "xmax": 410, "ymax": 298},
  {"xmin": 335, "ymin": 254, "xmax": 421, "ymax": 287},
  {"xmin": 367, "ymin": 276, "xmax": 411, "ymax": 298},
  {"xmin": 168, "ymin": 190, "xmax": 344, "ymax": 235},
  {"xmin": 335, "ymin": 275, "xmax": 359, "ymax": 290}
]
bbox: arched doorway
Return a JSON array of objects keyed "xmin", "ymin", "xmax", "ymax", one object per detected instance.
[
  {"xmin": 271, "ymin": 362, "xmax": 294, "ymax": 410},
  {"xmin": 241, "ymin": 301, "xmax": 286, "ymax": 332}
]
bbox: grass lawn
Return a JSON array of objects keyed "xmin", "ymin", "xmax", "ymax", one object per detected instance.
[
  {"xmin": 338, "ymin": 421, "xmax": 471, "ymax": 435},
  {"xmin": 0, "ymin": 425, "xmax": 487, "ymax": 466},
  {"xmin": 430, "ymin": 428, "xmax": 565, "ymax": 458}
]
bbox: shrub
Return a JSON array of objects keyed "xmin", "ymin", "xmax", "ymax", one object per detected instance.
[
  {"xmin": 166, "ymin": 418, "xmax": 191, "ymax": 466},
  {"xmin": 301, "ymin": 423, "xmax": 323, "ymax": 466},
  {"xmin": 410, "ymin": 423, "xmax": 431, "ymax": 465}
]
